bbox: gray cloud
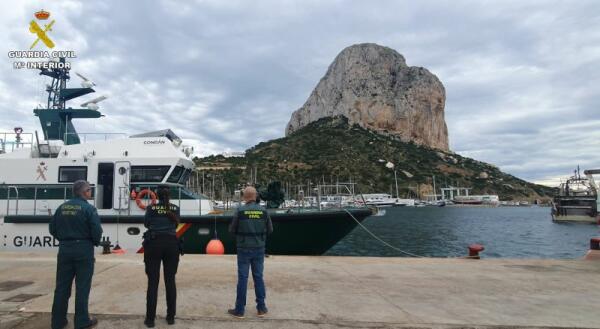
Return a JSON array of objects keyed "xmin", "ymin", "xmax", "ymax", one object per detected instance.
[{"xmin": 1, "ymin": 0, "xmax": 599, "ymax": 186}]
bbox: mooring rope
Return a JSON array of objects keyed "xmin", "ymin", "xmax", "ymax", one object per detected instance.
[{"xmin": 343, "ymin": 208, "xmax": 425, "ymax": 258}]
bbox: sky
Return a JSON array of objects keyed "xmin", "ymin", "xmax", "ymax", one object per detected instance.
[{"xmin": 0, "ymin": 0, "xmax": 599, "ymax": 186}]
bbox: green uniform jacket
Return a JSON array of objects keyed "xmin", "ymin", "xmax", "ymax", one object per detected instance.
[
  {"xmin": 49, "ymin": 197, "xmax": 103, "ymax": 246},
  {"xmin": 229, "ymin": 202, "xmax": 273, "ymax": 249},
  {"xmin": 144, "ymin": 203, "xmax": 180, "ymax": 235}
]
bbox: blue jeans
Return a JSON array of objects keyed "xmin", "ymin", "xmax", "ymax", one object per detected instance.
[{"xmin": 235, "ymin": 248, "xmax": 267, "ymax": 314}]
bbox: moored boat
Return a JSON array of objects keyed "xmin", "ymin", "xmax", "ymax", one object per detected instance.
[
  {"xmin": 551, "ymin": 168, "xmax": 598, "ymax": 224},
  {"xmin": 0, "ymin": 58, "xmax": 373, "ymax": 255},
  {"xmin": 361, "ymin": 193, "xmax": 397, "ymax": 207},
  {"xmin": 453, "ymin": 195, "xmax": 499, "ymax": 206}
]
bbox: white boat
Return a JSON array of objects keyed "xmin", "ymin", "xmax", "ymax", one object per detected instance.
[
  {"xmin": 453, "ymin": 195, "xmax": 500, "ymax": 206},
  {"xmin": 360, "ymin": 193, "xmax": 397, "ymax": 207},
  {"xmin": 0, "ymin": 58, "xmax": 375, "ymax": 255},
  {"xmin": 0, "ymin": 58, "xmax": 212, "ymax": 252},
  {"xmin": 394, "ymin": 198, "xmax": 415, "ymax": 207}
]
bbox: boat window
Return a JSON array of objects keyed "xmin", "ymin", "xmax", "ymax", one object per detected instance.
[
  {"xmin": 131, "ymin": 166, "xmax": 170, "ymax": 182},
  {"xmin": 167, "ymin": 166, "xmax": 185, "ymax": 183},
  {"xmin": 178, "ymin": 169, "xmax": 191, "ymax": 184},
  {"xmin": 58, "ymin": 166, "xmax": 88, "ymax": 183}
]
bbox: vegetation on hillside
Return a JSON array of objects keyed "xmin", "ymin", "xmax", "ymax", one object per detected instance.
[{"xmin": 194, "ymin": 116, "xmax": 555, "ymax": 201}]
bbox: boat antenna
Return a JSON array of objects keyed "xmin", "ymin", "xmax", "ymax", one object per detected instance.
[{"xmin": 34, "ymin": 57, "xmax": 101, "ymax": 145}]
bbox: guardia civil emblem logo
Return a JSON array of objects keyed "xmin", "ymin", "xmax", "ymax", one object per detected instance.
[{"xmin": 29, "ymin": 10, "xmax": 55, "ymax": 49}]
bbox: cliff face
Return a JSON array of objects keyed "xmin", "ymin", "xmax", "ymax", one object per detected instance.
[{"xmin": 286, "ymin": 43, "xmax": 449, "ymax": 151}]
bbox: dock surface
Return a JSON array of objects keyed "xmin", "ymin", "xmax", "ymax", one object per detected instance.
[{"xmin": 1, "ymin": 252, "xmax": 599, "ymax": 328}]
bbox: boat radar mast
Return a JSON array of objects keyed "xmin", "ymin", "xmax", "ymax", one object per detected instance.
[{"xmin": 34, "ymin": 57, "xmax": 104, "ymax": 145}]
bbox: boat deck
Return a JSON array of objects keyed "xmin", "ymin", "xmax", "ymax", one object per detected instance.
[{"xmin": 1, "ymin": 252, "xmax": 600, "ymax": 328}]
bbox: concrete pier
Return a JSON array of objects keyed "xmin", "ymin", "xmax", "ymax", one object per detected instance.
[{"xmin": 1, "ymin": 252, "xmax": 599, "ymax": 328}]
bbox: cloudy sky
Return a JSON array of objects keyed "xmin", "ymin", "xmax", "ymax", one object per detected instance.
[{"xmin": 1, "ymin": 0, "xmax": 599, "ymax": 186}]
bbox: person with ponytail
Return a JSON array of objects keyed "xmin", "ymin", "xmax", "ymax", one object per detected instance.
[{"xmin": 143, "ymin": 185, "xmax": 181, "ymax": 327}]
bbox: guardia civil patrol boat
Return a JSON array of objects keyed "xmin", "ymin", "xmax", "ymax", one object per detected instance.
[{"xmin": 0, "ymin": 58, "xmax": 372, "ymax": 255}]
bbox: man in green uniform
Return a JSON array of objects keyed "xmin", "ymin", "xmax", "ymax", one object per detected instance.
[
  {"xmin": 49, "ymin": 180, "xmax": 102, "ymax": 329},
  {"xmin": 228, "ymin": 186, "xmax": 273, "ymax": 318}
]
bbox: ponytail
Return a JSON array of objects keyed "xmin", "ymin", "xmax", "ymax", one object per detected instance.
[{"xmin": 157, "ymin": 186, "xmax": 180, "ymax": 225}]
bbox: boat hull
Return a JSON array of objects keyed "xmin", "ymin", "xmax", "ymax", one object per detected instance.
[
  {"xmin": 552, "ymin": 214, "xmax": 598, "ymax": 224},
  {"xmin": 552, "ymin": 196, "xmax": 597, "ymax": 224},
  {"xmin": 2, "ymin": 207, "xmax": 373, "ymax": 255}
]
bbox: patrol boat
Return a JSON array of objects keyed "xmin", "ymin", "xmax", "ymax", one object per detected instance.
[{"xmin": 0, "ymin": 58, "xmax": 372, "ymax": 255}]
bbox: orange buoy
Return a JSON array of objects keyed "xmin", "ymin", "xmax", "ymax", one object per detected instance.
[{"xmin": 206, "ymin": 239, "xmax": 225, "ymax": 255}]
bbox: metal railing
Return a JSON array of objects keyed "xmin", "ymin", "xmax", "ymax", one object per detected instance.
[
  {"xmin": 0, "ymin": 183, "xmax": 228, "ymax": 218},
  {"xmin": 0, "ymin": 133, "xmax": 34, "ymax": 154},
  {"xmin": 6, "ymin": 186, "xmax": 19, "ymax": 215},
  {"xmin": 122, "ymin": 184, "xmax": 205, "ymax": 217},
  {"xmin": 2, "ymin": 184, "xmax": 98, "ymax": 216}
]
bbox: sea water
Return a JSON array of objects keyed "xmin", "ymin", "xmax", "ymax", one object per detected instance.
[{"xmin": 327, "ymin": 206, "xmax": 600, "ymax": 258}]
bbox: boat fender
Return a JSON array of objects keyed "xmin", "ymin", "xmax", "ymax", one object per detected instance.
[
  {"xmin": 467, "ymin": 244, "xmax": 485, "ymax": 259},
  {"xmin": 136, "ymin": 189, "xmax": 158, "ymax": 210},
  {"xmin": 206, "ymin": 239, "xmax": 225, "ymax": 255}
]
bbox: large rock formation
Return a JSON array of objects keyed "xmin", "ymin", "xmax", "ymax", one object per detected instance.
[{"xmin": 286, "ymin": 43, "xmax": 449, "ymax": 151}]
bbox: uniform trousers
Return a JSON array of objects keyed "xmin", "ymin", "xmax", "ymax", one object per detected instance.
[
  {"xmin": 51, "ymin": 241, "xmax": 95, "ymax": 329},
  {"xmin": 144, "ymin": 234, "xmax": 180, "ymax": 321}
]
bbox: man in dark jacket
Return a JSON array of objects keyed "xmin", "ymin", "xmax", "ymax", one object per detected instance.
[
  {"xmin": 49, "ymin": 180, "xmax": 102, "ymax": 329},
  {"xmin": 228, "ymin": 186, "xmax": 273, "ymax": 318}
]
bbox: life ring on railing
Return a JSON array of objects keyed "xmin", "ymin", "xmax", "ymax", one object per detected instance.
[{"xmin": 135, "ymin": 189, "xmax": 157, "ymax": 210}]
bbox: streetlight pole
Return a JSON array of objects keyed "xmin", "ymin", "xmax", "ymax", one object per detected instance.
[
  {"xmin": 385, "ymin": 161, "xmax": 399, "ymax": 200},
  {"xmin": 394, "ymin": 169, "xmax": 399, "ymax": 199}
]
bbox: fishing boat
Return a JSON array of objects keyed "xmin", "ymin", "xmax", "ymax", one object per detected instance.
[
  {"xmin": 551, "ymin": 168, "xmax": 598, "ymax": 223},
  {"xmin": 0, "ymin": 58, "xmax": 373, "ymax": 255}
]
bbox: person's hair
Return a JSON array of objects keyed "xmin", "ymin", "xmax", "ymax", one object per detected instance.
[
  {"xmin": 242, "ymin": 186, "xmax": 257, "ymax": 203},
  {"xmin": 73, "ymin": 180, "xmax": 90, "ymax": 198},
  {"xmin": 157, "ymin": 186, "xmax": 180, "ymax": 225}
]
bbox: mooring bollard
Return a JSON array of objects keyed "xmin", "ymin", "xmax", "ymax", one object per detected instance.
[
  {"xmin": 584, "ymin": 237, "xmax": 600, "ymax": 261},
  {"xmin": 590, "ymin": 237, "xmax": 600, "ymax": 250},
  {"xmin": 100, "ymin": 237, "xmax": 113, "ymax": 255},
  {"xmin": 468, "ymin": 244, "xmax": 485, "ymax": 259}
]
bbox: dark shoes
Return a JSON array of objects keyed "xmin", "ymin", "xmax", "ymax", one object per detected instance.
[
  {"xmin": 144, "ymin": 318, "xmax": 155, "ymax": 328},
  {"xmin": 227, "ymin": 309, "xmax": 245, "ymax": 319},
  {"xmin": 257, "ymin": 308, "xmax": 268, "ymax": 317},
  {"xmin": 81, "ymin": 317, "xmax": 98, "ymax": 328},
  {"xmin": 166, "ymin": 316, "xmax": 175, "ymax": 325},
  {"xmin": 146, "ymin": 316, "xmax": 173, "ymax": 326}
]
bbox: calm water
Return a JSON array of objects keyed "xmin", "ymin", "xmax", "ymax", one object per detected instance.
[{"xmin": 326, "ymin": 206, "xmax": 600, "ymax": 258}]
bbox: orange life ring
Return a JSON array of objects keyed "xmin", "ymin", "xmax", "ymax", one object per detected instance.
[{"xmin": 135, "ymin": 189, "xmax": 157, "ymax": 210}]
